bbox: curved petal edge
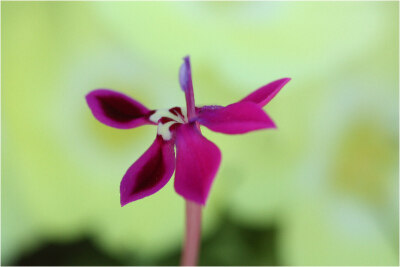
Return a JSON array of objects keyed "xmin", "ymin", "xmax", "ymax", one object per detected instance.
[
  {"xmin": 197, "ymin": 102, "xmax": 276, "ymax": 134},
  {"xmin": 86, "ymin": 89, "xmax": 155, "ymax": 129},
  {"xmin": 174, "ymin": 124, "xmax": 221, "ymax": 205},
  {"xmin": 239, "ymin": 78, "xmax": 291, "ymax": 107},
  {"xmin": 120, "ymin": 136, "xmax": 175, "ymax": 206}
]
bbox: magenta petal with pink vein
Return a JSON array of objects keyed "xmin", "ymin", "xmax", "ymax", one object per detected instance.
[
  {"xmin": 174, "ymin": 123, "xmax": 221, "ymax": 205},
  {"xmin": 86, "ymin": 56, "xmax": 290, "ymax": 206}
]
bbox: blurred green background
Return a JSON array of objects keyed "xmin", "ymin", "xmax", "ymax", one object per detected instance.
[{"xmin": 2, "ymin": 1, "xmax": 398, "ymax": 266}]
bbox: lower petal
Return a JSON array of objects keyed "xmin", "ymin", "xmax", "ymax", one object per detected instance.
[
  {"xmin": 174, "ymin": 123, "xmax": 222, "ymax": 205},
  {"xmin": 120, "ymin": 136, "xmax": 175, "ymax": 206}
]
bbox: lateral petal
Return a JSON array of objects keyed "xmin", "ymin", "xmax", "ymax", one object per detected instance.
[
  {"xmin": 174, "ymin": 124, "xmax": 221, "ymax": 205},
  {"xmin": 197, "ymin": 102, "xmax": 276, "ymax": 134},
  {"xmin": 86, "ymin": 89, "xmax": 155, "ymax": 129},
  {"xmin": 120, "ymin": 136, "xmax": 175, "ymax": 206},
  {"xmin": 239, "ymin": 78, "xmax": 291, "ymax": 107}
]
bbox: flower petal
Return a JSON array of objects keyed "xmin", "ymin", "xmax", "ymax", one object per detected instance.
[
  {"xmin": 239, "ymin": 78, "xmax": 291, "ymax": 107},
  {"xmin": 179, "ymin": 57, "xmax": 191, "ymax": 93},
  {"xmin": 197, "ymin": 102, "xmax": 276, "ymax": 134},
  {"xmin": 120, "ymin": 136, "xmax": 175, "ymax": 206},
  {"xmin": 174, "ymin": 124, "xmax": 221, "ymax": 205},
  {"xmin": 86, "ymin": 89, "xmax": 155, "ymax": 129},
  {"xmin": 179, "ymin": 56, "xmax": 196, "ymax": 120}
]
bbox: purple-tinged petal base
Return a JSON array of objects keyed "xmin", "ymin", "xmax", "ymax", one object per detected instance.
[
  {"xmin": 120, "ymin": 136, "xmax": 175, "ymax": 206},
  {"xmin": 174, "ymin": 124, "xmax": 221, "ymax": 205},
  {"xmin": 197, "ymin": 102, "xmax": 276, "ymax": 134}
]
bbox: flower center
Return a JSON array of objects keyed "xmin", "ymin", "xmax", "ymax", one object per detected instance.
[{"xmin": 149, "ymin": 107, "xmax": 188, "ymax": 140}]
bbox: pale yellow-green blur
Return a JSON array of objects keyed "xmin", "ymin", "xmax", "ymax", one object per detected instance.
[{"xmin": 2, "ymin": 2, "xmax": 398, "ymax": 265}]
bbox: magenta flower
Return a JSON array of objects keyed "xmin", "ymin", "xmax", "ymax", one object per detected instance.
[{"xmin": 86, "ymin": 57, "xmax": 290, "ymax": 207}]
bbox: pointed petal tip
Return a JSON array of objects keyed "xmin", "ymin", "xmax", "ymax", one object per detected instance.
[
  {"xmin": 239, "ymin": 77, "xmax": 291, "ymax": 107},
  {"xmin": 271, "ymin": 77, "xmax": 291, "ymax": 87},
  {"xmin": 120, "ymin": 195, "xmax": 134, "ymax": 207},
  {"xmin": 273, "ymin": 77, "xmax": 291, "ymax": 90},
  {"xmin": 266, "ymin": 115, "xmax": 277, "ymax": 129},
  {"xmin": 119, "ymin": 186, "xmax": 130, "ymax": 207},
  {"xmin": 120, "ymin": 199, "xmax": 128, "ymax": 207},
  {"xmin": 197, "ymin": 102, "xmax": 277, "ymax": 134},
  {"xmin": 280, "ymin": 77, "xmax": 291, "ymax": 84}
]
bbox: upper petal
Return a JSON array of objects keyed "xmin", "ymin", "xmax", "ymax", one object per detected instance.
[
  {"xmin": 86, "ymin": 89, "xmax": 155, "ymax": 129},
  {"xmin": 179, "ymin": 57, "xmax": 191, "ymax": 94},
  {"xmin": 239, "ymin": 78, "xmax": 291, "ymax": 107},
  {"xmin": 120, "ymin": 136, "xmax": 175, "ymax": 206},
  {"xmin": 179, "ymin": 56, "xmax": 196, "ymax": 120},
  {"xmin": 174, "ymin": 123, "xmax": 221, "ymax": 205},
  {"xmin": 197, "ymin": 102, "xmax": 276, "ymax": 134}
]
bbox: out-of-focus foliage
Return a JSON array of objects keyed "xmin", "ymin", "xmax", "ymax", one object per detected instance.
[{"xmin": 2, "ymin": 2, "xmax": 398, "ymax": 265}]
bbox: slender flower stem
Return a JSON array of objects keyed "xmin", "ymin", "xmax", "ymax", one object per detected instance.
[{"xmin": 181, "ymin": 200, "xmax": 202, "ymax": 266}]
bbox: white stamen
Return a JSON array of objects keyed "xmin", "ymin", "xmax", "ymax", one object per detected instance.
[
  {"xmin": 157, "ymin": 121, "xmax": 176, "ymax": 141},
  {"xmin": 149, "ymin": 109, "xmax": 185, "ymax": 124},
  {"xmin": 180, "ymin": 106, "xmax": 188, "ymax": 122},
  {"xmin": 150, "ymin": 107, "xmax": 189, "ymax": 140}
]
